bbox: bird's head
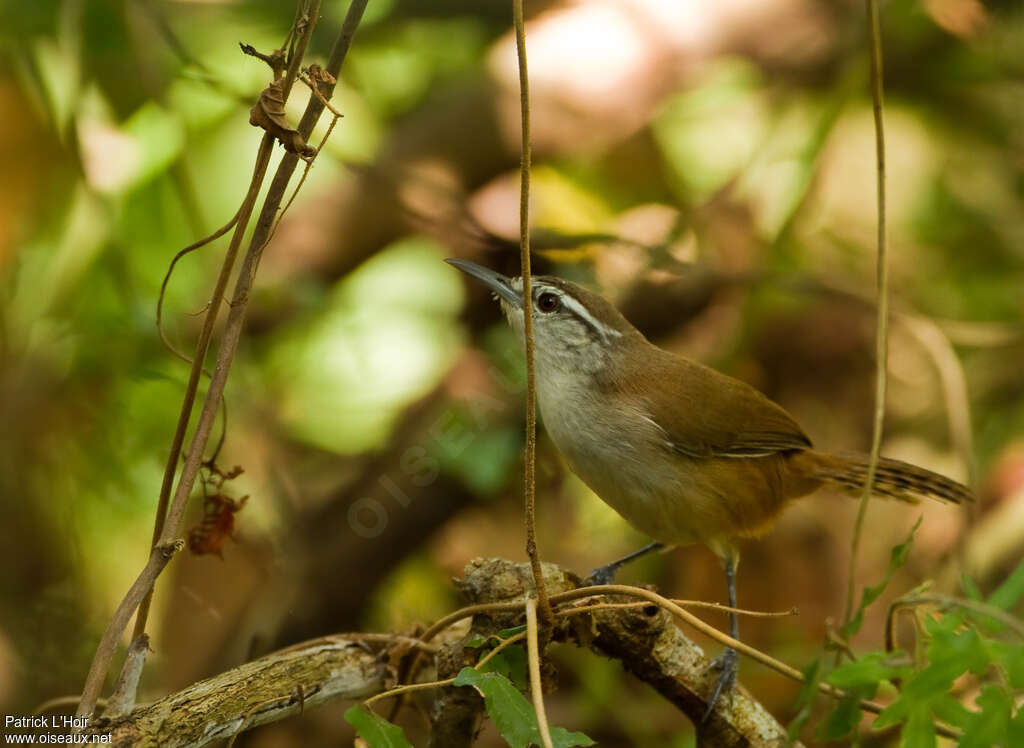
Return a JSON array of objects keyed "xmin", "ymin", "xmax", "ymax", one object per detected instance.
[{"xmin": 446, "ymin": 258, "xmax": 639, "ymax": 375}]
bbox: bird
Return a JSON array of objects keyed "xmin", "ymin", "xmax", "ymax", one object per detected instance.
[{"xmin": 445, "ymin": 257, "xmax": 973, "ymax": 717}]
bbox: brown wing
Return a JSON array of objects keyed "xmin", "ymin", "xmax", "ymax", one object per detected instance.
[{"xmin": 619, "ymin": 347, "xmax": 812, "ymax": 459}]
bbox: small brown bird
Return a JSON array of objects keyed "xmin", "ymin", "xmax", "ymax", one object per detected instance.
[{"xmin": 447, "ymin": 258, "xmax": 973, "ymax": 715}]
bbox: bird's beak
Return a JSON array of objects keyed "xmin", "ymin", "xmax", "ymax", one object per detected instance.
[{"xmin": 445, "ymin": 258, "xmax": 523, "ymax": 308}]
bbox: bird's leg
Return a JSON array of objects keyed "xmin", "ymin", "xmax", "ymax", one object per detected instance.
[
  {"xmin": 703, "ymin": 553, "xmax": 739, "ymax": 721},
  {"xmin": 585, "ymin": 542, "xmax": 664, "ymax": 585}
]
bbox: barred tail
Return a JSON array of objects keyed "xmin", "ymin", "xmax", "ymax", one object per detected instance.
[{"xmin": 806, "ymin": 451, "xmax": 973, "ymax": 505}]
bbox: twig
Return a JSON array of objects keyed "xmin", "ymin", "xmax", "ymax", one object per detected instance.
[
  {"xmin": 364, "ymin": 677, "xmax": 458, "ymax": 709},
  {"xmin": 421, "ymin": 585, "xmax": 834, "ymax": 693},
  {"xmin": 76, "ymin": 0, "xmax": 370, "ymax": 719},
  {"xmin": 135, "ymin": 4, "xmax": 328, "ymax": 654},
  {"xmin": 414, "ymin": 588, "xmax": 809, "ymax": 681},
  {"xmin": 899, "ymin": 314, "xmax": 978, "ymax": 557},
  {"xmin": 477, "ymin": 631, "xmax": 529, "ymax": 669},
  {"xmin": 131, "ymin": 141, "xmax": 273, "ymax": 658},
  {"xmin": 887, "ymin": 594, "xmax": 1024, "ymax": 642},
  {"xmin": 512, "ymin": 0, "xmax": 553, "ymax": 631},
  {"xmin": 34, "ymin": 696, "xmax": 106, "ymax": 716},
  {"xmin": 156, "ymin": 206, "xmax": 242, "ymax": 365},
  {"xmin": 899, "ymin": 316, "xmax": 974, "ymax": 485},
  {"xmin": 151, "ymin": 0, "xmax": 339, "ymax": 581},
  {"xmin": 264, "ymin": 74, "xmax": 344, "ymax": 248},
  {"xmin": 280, "ymin": 0, "xmax": 317, "ymax": 98},
  {"xmin": 363, "ymin": 631, "xmax": 528, "ymax": 709},
  {"xmin": 299, "ymin": 69, "xmax": 346, "ymax": 118},
  {"xmin": 526, "ymin": 598, "xmax": 554, "ymax": 748},
  {"xmin": 562, "ymin": 600, "xmax": 798, "ymax": 619},
  {"xmin": 844, "ymin": 0, "xmax": 889, "ymax": 628},
  {"xmin": 104, "ymin": 634, "xmax": 150, "ymax": 719}
]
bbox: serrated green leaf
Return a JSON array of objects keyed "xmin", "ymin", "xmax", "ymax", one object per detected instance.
[
  {"xmin": 924, "ymin": 617, "xmax": 990, "ymax": 678},
  {"xmin": 901, "ymin": 704, "xmax": 936, "ymax": 748},
  {"xmin": 959, "ymin": 685, "xmax": 1011, "ymax": 748},
  {"xmin": 902, "ymin": 660, "xmax": 970, "ymax": 704},
  {"xmin": 817, "ymin": 695, "xmax": 862, "ymax": 742},
  {"xmin": 988, "ymin": 557, "xmax": 1024, "ymax": 610},
  {"xmin": 827, "ymin": 651, "xmax": 907, "ymax": 691},
  {"xmin": 344, "ymin": 706, "xmax": 412, "ymax": 748},
  {"xmin": 454, "ymin": 668, "xmax": 594, "ymax": 748},
  {"xmin": 929, "ymin": 693, "xmax": 971, "ymax": 729},
  {"xmin": 876, "ymin": 621, "xmax": 990, "ymax": 735},
  {"xmin": 875, "ymin": 696, "xmax": 910, "ymax": 731},
  {"xmin": 1009, "ymin": 703, "xmax": 1024, "ymax": 746},
  {"xmin": 842, "ymin": 518, "xmax": 921, "ymax": 638},
  {"xmin": 992, "ymin": 641, "xmax": 1024, "ymax": 688}
]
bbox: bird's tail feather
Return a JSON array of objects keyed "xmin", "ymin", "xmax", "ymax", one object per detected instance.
[{"xmin": 808, "ymin": 452, "xmax": 973, "ymax": 505}]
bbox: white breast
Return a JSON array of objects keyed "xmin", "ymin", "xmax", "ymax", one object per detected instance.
[{"xmin": 535, "ymin": 371, "xmax": 716, "ymax": 545}]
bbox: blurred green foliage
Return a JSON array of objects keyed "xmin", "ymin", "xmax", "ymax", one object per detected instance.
[{"xmin": 0, "ymin": 0, "xmax": 1022, "ymax": 744}]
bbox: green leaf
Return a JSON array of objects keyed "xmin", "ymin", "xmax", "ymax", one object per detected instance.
[
  {"xmin": 343, "ymin": 706, "xmax": 412, "ymax": 748},
  {"xmin": 901, "ymin": 704, "xmax": 937, "ymax": 748},
  {"xmin": 480, "ymin": 644, "xmax": 528, "ymax": 691},
  {"xmin": 988, "ymin": 556, "xmax": 1024, "ymax": 610},
  {"xmin": 1010, "ymin": 702, "xmax": 1024, "ymax": 747},
  {"xmin": 991, "ymin": 640, "xmax": 1024, "ymax": 688},
  {"xmin": 454, "ymin": 668, "xmax": 594, "ymax": 748},
  {"xmin": 876, "ymin": 617, "xmax": 992, "ymax": 734},
  {"xmin": 959, "ymin": 685, "xmax": 1012, "ymax": 748},
  {"xmin": 817, "ymin": 695, "xmax": 863, "ymax": 742},
  {"xmin": 827, "ymin": 651, "xmax": 908, "ymax": 691},
  {"xmin": 929, "ymin": 693, "xmax": 971, "ymax": 729},
  {"xmin": 467, "ymin": 626, "xmax": 526, "ymax": 649},
  {"xmin": 923, "ymin": 615, "xmax": 991, "ymax": 679},
  {"xmin": 787, "ymin": 658, "xmax": 822, "ymax": 742},
  {"xmin": 842, "ymin": 518, "xmax": 922, "ymax": 639}
]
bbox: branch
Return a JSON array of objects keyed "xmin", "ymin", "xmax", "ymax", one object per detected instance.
[
  {"xmin": 453, "ymin": 558, "xmax": 798, "ymax": 747},
  {"xmin": 90, "ymin": 561, "xmax": 793, "ymax": 747},
  {"xmin": 88, "ymin": 641, "xmax": 385, "ymax": 747},
  {"xmin": 80, "ymin": 559, "xmax": 966, "ymax": 746}
]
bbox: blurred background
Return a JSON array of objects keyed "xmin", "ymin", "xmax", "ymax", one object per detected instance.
[{"xmin": 1, "ymin": 0, "xmax": 1022, "ymax": 744}]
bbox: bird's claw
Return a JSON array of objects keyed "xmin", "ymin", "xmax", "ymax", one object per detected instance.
[
  {"xmin": 702, "ymin": 647, "xmax": 738, "ymax": 722},
  {"xmin": 584, "ymin": 564, "xmax": 618, "ymax": 586}
]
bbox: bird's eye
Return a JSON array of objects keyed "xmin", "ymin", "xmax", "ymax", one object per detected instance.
[{"xmin": 537, "ymin": 292, "xmax": 560, "ymax": 313}]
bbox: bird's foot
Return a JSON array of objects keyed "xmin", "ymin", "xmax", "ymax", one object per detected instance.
[
  {"xmin": 702, "ymin": 647, "xmax": 738, "ymax": 722},
  {"xmin": 584, "ymin": 563, "xmax": 620, "ymax": 586}
]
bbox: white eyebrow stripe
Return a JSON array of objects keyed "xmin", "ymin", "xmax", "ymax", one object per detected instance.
[{"xmin": 556, "ymin": 290, "xmax": 622, "ymax": 342}]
